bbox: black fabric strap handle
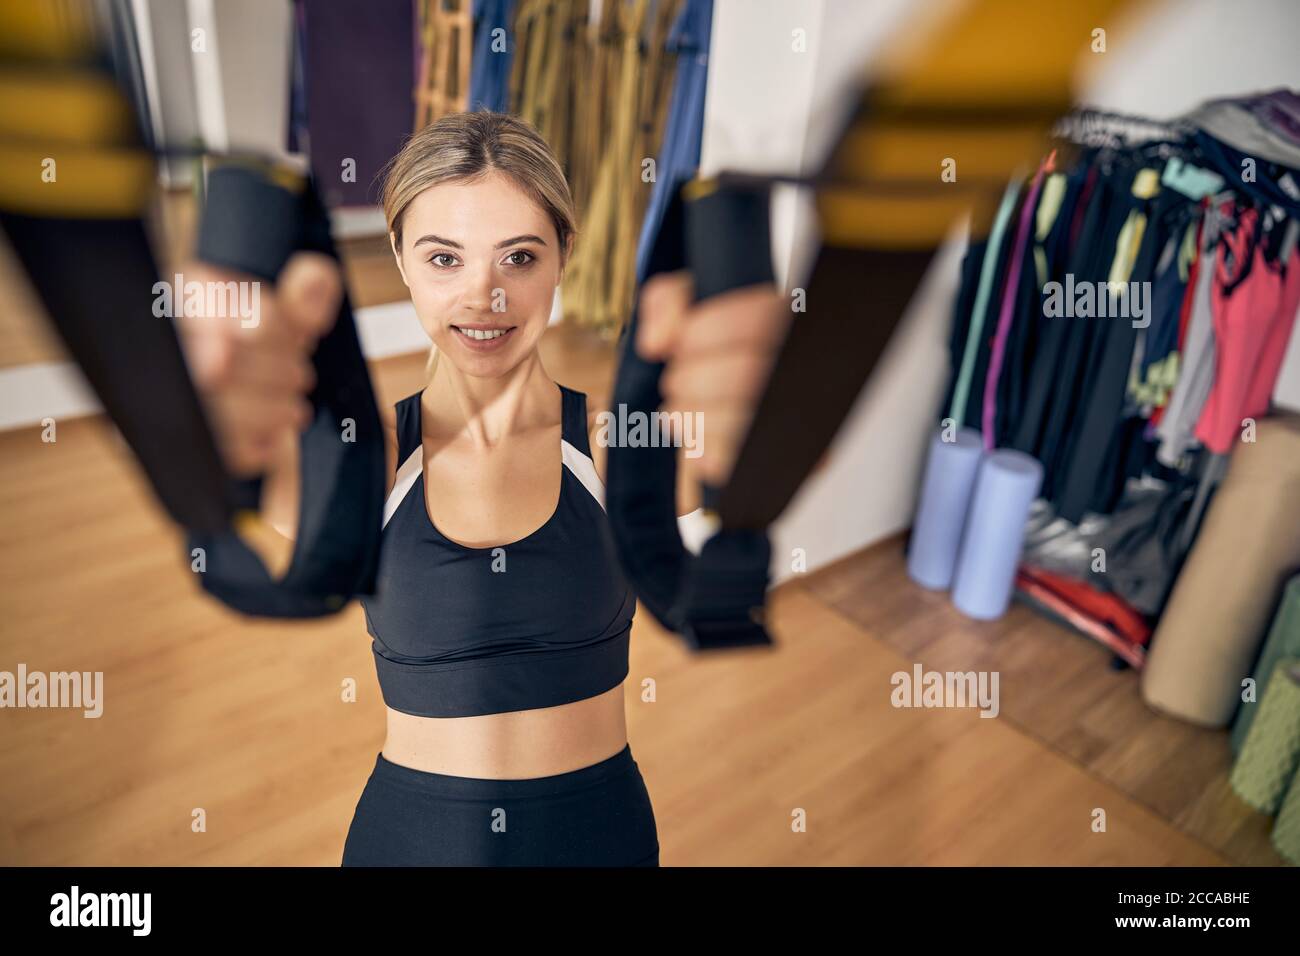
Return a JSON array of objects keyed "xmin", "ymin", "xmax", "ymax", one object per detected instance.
[
  {"xmin": 607, "ymin": 177, "xmax": 776, "ymax": 650},
  {"xmin": 3, "ymin": 162, "xmax": 385, "ymax": 618},
  {"xmin": 608, "ymin": 167, "xmax": 925, "ymax": 650},
  {"xmin": 184, "ymin": 163, "xmax": 385, "ymax": 617},
  {"xmin": 0, "ymin": 210, "xmax": 233, "ymax": 532},
  {"xmin": 0, "ymin": 13, "xmax": 384, "ymax": 620}
]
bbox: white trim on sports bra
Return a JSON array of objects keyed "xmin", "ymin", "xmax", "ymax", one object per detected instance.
[
  {"xmin": 382, "ymin": 442, "xmax": 608, "ymax": 531},
  {"xmin": 561, "ymin": 439, "xmax": 605, "ymax": 510},
  {"xmin": 381, "ymin": 439, "xmax": 712, "ymax": 553},
  {"xmin": 384, "ymin": 447, "xmax": 423, "ymax": 529}
]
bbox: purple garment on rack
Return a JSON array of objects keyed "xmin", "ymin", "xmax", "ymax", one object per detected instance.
[
  {"xmin": 301, "ymin": 0, "xmax": 414, "ymax": 208},
  {"xmin": 287, "ymin": 0, "xmax": 309, "ymax": 155},
  {"xmin": 1252, "ymin": 89, "xmax": 1300, "ymax": 145},
  {"xmin": 981, "ymin": 161, "xmax": 1048, "ymax": 449},
  {"xmin": 1210, "ymin": 88, "xmax": 1300, "ymax": 147}
]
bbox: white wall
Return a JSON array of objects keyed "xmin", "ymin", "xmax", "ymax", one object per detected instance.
[
  {"xmin": 701, "ymin": 0, "xmax": 961, "ymax": 585},
  {"xmin": 185, "ymin": 0, "xmax": 295, "ymax": 161},
  {"xmin": 131, "ymin": 0, "xmax": 200, "ymax": 186},
  {"xmin": 699, "ymin": 0, "xmax": 1300, "ymax": 586}
]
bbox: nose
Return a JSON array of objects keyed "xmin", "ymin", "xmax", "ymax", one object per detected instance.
[{"xmin": 458, "ymin": 258, "xmax": 501, "ymax": 315}]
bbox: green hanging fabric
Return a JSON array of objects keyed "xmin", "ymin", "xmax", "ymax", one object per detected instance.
[{"xmin": 949, "ymin": 178, "xmax": 1022, "ymax": 427}]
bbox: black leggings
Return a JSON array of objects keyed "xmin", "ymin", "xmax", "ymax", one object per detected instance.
[{"xmin": 341, "ymin": 742, "xmax": 659, "ymax": 866}]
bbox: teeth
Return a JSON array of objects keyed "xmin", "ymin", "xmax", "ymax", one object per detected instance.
[{"xmin": 455, "ymin": 326, "xmax": 510, "ymax": 341}]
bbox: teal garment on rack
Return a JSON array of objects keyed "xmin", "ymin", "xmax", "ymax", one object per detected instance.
[{"xmin": 949, "ymin": 178, "xmax": 1023, "ymax": 427}]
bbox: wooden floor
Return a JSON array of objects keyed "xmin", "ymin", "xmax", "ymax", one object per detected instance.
[{"xmin": 0, "ymin": 321, "xmax": 1281, "ymax": 866}]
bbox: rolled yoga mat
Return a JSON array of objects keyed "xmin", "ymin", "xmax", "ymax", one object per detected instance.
[
  {"xmin": 1229, "ymin": 658, "xmax": 1300, "ymax": 815},
  {"xmin": 951, "ymin": 449, "xmax": 1044, "ymax": 620},
  {"xmin": 1232, "ymin": 575, "xmax": 1300, "ymax": 755},
  {"xmin": 1141, "ymin": 414, "xmax": 1300, "ymax": 727},
  {"xmin": 908, "ymin": 427, "xmax": 985, "ymax": 590},
  {"xmin": 1271, "ymin": 746, "xmax": 1300, "ymax": 866}
]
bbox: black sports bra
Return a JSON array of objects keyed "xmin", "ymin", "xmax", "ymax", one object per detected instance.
[{"xmin": 358, "ymin": 382, "xmax": 637, "ymax": 718}]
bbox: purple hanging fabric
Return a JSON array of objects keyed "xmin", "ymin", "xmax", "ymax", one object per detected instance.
[
  {"xmin": 981, "ymin": 159, "xmax": 1049, "ymax": 449},
  {"xmin": 301, "ymin": 0, "xmax": 415, "ymax": 208}
]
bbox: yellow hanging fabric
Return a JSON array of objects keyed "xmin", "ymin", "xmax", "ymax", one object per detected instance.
[
  {"xmin": 413, "ymin": 0, "xmax": 472, "ymax": 129},
  {"xmin": 558, "ymin": 0, "xmax": 681, "ymax": 335}
]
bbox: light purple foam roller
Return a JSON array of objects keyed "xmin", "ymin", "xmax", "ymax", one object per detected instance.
[
  {"xmin": 951, "ymin": 449, "xmax": 1044, "ymax": 620},
  {"xmin": 907, "ymin": 427, "xmax": 985, "ymax": 590}
]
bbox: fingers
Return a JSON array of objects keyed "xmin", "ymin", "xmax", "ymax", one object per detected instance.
[
  {"xmin": 227, "ymin": 344, "xmax": 316, "ymax": 394},
  {"xmin": 664, "ymin": 400, "xmax": 753, "ymax": 488},
  {"xmin": 672, "ymin": 286, "xmax": 790, "ymax": 357},
  {"xmin": 660, "ymin": 347, "xmax": 775, "ymax": 407},
  {"xmin": 648, "ymin": 283, "xmax": 789, "ymax": 488},
  {"xmin": 207, "ymin": 389, "xmax": 312, "ymax": 475},
  {"xmin": 278, "ymin": 251, "xmax": 343, "ymax": 343},
  {"xmin": 180, "ymin": 312, "xmax": 235, "ymax": 388},
  {"xmin": 635, "ymin": 270, "xmax": 693, "ymax": 360},
  {"xmin": 175, "ymin": 252, "xmax": 344, "ymax": 478}
]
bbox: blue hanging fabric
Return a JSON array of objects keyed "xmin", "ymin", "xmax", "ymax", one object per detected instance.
[
  {"xmin": 635, "ymin": 0, "xmax": 714, "ymax": 285},
  {"xmin": 468, "ymin": 0, "xmax": 517, "ymax": 113}
]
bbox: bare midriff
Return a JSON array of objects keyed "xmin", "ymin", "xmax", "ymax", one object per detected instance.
[{"xmin": 380, "ymin": 681, "xmax": 628, "ymax": 779}]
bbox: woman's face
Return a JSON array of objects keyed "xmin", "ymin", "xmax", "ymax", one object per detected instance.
[{"xmin": 392, "ymin": 169, "xmax": 564, "ymax": 378}]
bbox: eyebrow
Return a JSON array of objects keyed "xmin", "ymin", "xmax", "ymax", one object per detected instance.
[{"xmin": 412, "ymin": 233, "xmax": 548, "ymax": 250}]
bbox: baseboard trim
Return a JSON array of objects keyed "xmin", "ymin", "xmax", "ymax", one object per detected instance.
[{"xmin": 0, "ymin": 299, "xmax": 431, "ymax": 431}]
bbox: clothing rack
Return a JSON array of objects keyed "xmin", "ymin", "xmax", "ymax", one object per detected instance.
[
  {"xmin": 1052, "ymin": 105, "xmax": 1197, "ymax": 148},
  {"xmin": 938, "ymin": 94, "xmax": 1300, "ymax": 670}
]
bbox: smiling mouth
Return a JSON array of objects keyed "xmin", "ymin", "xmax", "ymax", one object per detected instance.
[{"xmin": 451, "ymin": 325, "xmax": 516, "ymax": 341}]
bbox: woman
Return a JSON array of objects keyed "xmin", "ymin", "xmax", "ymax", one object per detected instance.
[{"xmin": 180, "ymin": 110, "xmax": 789, "ymax": 866}]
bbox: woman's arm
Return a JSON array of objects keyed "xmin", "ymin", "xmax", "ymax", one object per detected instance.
[
  {"xmin": 259, "ymin": 427, "xmax": 300, "ymax": 540},
  {"xmin": 261, "ymin": 396, "xmax": 398, "ymax": 541}
]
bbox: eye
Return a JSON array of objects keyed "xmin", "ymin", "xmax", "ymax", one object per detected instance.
[
  {"xmin": 503, "ymin": 249, "xmax": 535, "ymax": 267},
  {"xmin": 429, "ymin": 252, "xmax": 459, "ymax": 268}
]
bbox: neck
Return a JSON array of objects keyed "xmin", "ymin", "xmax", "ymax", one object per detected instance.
[{"xmin": 423, "ymin": 349, "xmax": 557, "ymax": 449}]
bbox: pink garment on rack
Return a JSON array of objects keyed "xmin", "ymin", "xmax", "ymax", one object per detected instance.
[
  {"xmin": 1243, "ymin": 242, "xmax": 1300, "ymax": 418},
  {"xmin": 981, "ymin": 160, "xmax": 1048, "ymax": 449},
  {"xmin": 1193, "ymin": 208, "xmax": 1300, "ymax": 453}
]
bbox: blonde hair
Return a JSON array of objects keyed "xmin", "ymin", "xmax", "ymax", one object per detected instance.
[{"xmin": 378, "ymin": 110, "xmax": 577, "ymax": 384}]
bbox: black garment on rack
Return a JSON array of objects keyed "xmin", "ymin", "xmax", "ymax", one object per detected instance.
[
  {"xmin": 1034, "ymin": 160, "xmax": 1141, "ymax": 502},
  {"xmin": 987, "ymin": 215, "xmax": 1042, "ymax": 447},
  {"xmin": 1054, "ymin": 176, "xmax": 1198, "ymax": 522},
  {"xmin": 1009, "ymin": 161, "xmax": 1096, "ymax": 458},
  {"xmin": 1138, "ymin": 213, "xmax": 1198, "ymax": 388},
  {"xmin": 1087, "ymin": 465, "xmax": 1203, "ymax": 617},
  {"xmin": 997, "ymin": 163, "xmax": 1089, "ymax": 451},
  {"xmin": 940, "ymin": 237, "xmax": 989, "ymax": 425},
  {"xmin": 1052, "ymin": 172, "xmax": 1170, "ymax": 520}
]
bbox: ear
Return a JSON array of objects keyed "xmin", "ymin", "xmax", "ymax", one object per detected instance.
[
  {"xmin": 390, "ymin": 231, "xmax": 409, "ymax": 288},
  {"xmin": 556, "ymin": 234, "xmax": 574, "ymax": 285}
]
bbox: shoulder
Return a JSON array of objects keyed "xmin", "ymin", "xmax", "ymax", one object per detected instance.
[
  {"xmin": 381, "ymin": 390, "xmax": 420, "ymax": 439},
  {"xmin": 379, "ymin": 397, "xmax": 398, "ymax": 433},
  {"xmin": 379, "ymin": 399, "xmax": 398, "ymax": 496},
  {"xmin": 380, "ymin": 390, "xmax": 420, "ymax": 496},
  {"xmin": 390, "ymin": 389, "xmax": 424, "ymax": 427},
  {"xmin": 585, "ymin": 402, "xmax": 607, "ymax": 484}
]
